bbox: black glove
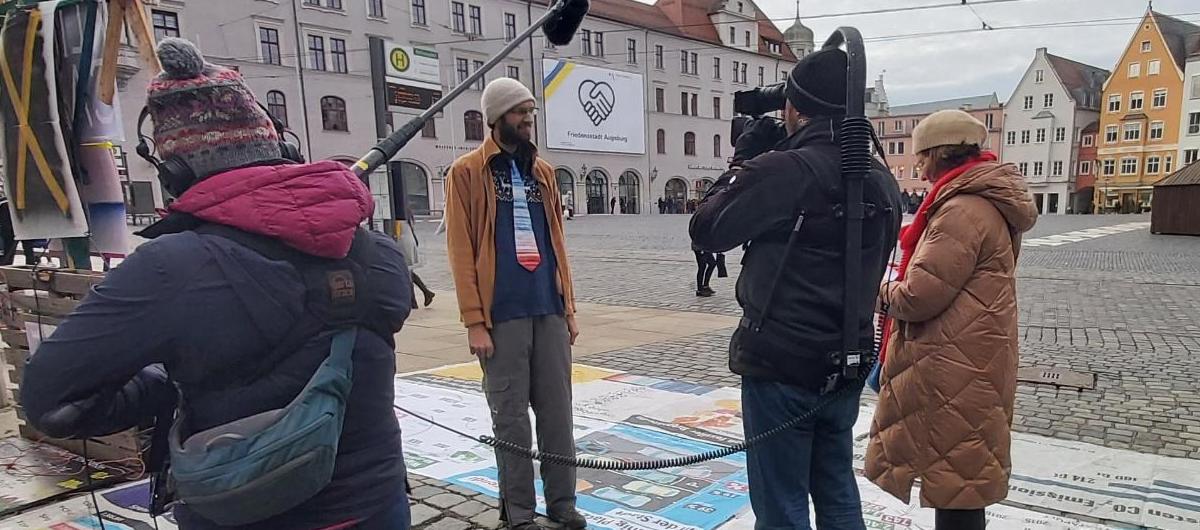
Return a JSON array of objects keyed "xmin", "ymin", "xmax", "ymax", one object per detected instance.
[
  {"xmin": 38, "ymin": 364, "xmax": 174, "ymax": 438},
  {"xmin": 732, "ymin": 117, "xmax": 785, "ymax": 165}
]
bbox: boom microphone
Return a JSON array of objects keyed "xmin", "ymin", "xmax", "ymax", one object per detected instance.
[{"xmin": 542, "ymin": 0, "xmax": 590, "ymax": 46}]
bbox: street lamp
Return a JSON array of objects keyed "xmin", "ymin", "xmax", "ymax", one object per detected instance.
[{"xmin": 650, "ymin": 166, "xmax": 658, "ymax": 182}]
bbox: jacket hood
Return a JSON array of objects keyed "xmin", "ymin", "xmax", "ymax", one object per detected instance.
[
  {"xmin": 170, "ymin": 161, "xmax": 374, "ymax": 258},
  {"xmin": 931, "ymin": 161, "xmax": 1038, "ymax": 234}
]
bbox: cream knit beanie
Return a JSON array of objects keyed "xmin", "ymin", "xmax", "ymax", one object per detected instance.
[
  {"xmin": 912, "ymin": 109, "xmax": 988, "ymax": 153},
  {"xmin": 481, "ymin": 78, "xmax": 535, "ymax": 126}
]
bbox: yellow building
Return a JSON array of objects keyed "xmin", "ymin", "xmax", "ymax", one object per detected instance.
[{"xmin": 1096, "ymin": 10, "xmax": 1200, "ymax": 213}]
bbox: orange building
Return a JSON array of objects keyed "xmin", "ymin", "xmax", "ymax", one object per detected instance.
[{"xmin": 1095, "ymin": 10, "xmax": 1200, "ymax": 212}]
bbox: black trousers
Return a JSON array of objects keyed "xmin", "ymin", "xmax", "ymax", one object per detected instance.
[
  {"xmin": 936, "ymin": 508, "xmax": 985, "ymax": 530},
  {"xmin": 694, "ymin": 251, "xmax": 716, "ymax": 289}
]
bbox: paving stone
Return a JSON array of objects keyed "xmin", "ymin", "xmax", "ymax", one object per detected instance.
[
  {"xmin": 445, "ymin": 484, "xmax": 478, "ymax": 497},
  {"xmin": 470, "ymin": 510, "xmax": 504, "ymax": 529},
  {"xmin": 410, "ymin": 503, "xmax": 442, "ymax": 526},
  {"xmin": 451, "ymin": 500, "xmax": 489, "ymax": 518},
  {"xmin": 423, "ymin": 517, "xmax": 472, "ymax": 530},
  {"xmin": 427, "ymin": 493, "xmax": 469, "ymax": 509},
  {"xmin": 411, "ymin": 485, "xmax": 444, "ymax": 500}
]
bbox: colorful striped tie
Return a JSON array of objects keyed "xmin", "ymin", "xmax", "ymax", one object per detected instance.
[{"xmin": 510, "ymin": 159, "xmax": 542, "ymax": 271}]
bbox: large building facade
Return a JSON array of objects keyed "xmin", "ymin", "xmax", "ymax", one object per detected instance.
[
  {"xmin": 111, "ymin": 0, "xmax": 813, "ymax": 216},
  {"xmin": 1179, "ymin": 51, "xmax": 1200, "ymax": 167},
  {"xmin": 1095, "ymin": 10, "xmax": 1199, "ymax": 213},
  {"xmin": 1003, "ymin": 48, "xmax": 1106, "ymax": 215},
  {"xmin": 870, "ymin": 94, "xmax": 1003, "ymax": 193}
]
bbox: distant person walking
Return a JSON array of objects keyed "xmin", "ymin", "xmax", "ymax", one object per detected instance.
[{"xmin": 692, "ymin": 245, "xmax": 725, "ymax": 297}]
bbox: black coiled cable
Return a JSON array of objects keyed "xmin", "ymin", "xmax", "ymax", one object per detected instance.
[
  {"xmin": 839, "ymin": 116, "xmax": 875, "ymax": 176},
  {"xmin": 392, "ymin": 382, "xmax": 856, "ymax": 471}
]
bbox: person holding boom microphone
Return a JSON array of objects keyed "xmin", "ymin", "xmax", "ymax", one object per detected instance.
[
  {"xmin": 690, "ymin": 48, "xmax": 902, "ymax": 529},
  {"xmin": 443, "ymin": 77, "xmax": 585, "ymax": 530}
]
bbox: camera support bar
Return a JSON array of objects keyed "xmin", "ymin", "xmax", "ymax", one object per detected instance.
[{"xmin": 349, "ymin": 1, "xmax": 573, "ymax": 178}]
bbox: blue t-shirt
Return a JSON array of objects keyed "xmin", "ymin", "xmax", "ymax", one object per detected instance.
[{"xmin": 490, "ymin": 150, "xmax": 564, "ymax": 325}]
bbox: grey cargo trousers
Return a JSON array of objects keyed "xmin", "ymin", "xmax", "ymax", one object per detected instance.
[{"xmin": 480, "ymin": 314, "xmax": 577, "ymax": 524}]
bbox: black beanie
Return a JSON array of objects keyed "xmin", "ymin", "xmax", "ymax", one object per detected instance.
[{"xmin": 785, "ymin": 48, "xmax": 847, "ymax": 117}]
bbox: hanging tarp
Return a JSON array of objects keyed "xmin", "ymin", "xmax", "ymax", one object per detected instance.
[{"xmin": 0, "ymin": 1, "xmax": 89, "ymax": 241}]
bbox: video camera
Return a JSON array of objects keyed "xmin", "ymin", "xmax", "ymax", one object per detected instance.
[{"xmin": 730, "ymin": 83, "xmax": 786, "ymax": 146}]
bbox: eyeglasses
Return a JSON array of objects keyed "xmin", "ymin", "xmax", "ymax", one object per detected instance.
[{"xmin": 508, "ymin": 106, "xmax": 539, "ymax": 117}]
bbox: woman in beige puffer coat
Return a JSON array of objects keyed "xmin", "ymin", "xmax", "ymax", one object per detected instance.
[{"xmin": 865, "ymin": 110, "xmax": 1038, "ymax": 530}]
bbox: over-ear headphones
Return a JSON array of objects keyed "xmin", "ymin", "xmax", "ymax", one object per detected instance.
[{"xmin": 135, "ymin": 103, "xmax": 306, "ymax": 198}]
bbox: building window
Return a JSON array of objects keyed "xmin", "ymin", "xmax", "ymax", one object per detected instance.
[
  {"xmin": 455, "ymin": 58, "xmax": 469, "ymax": 84},
  {"xmin": 680, "ymin": 92, "xmax": 689, "ymax": 115},
  {"xmin": 758, "ymin": 66, "xmax": 764, "ymax": 86},
  {"xmin": 368, "ymin": 0, "xmax": 385, "ymax": 18},
  {"xmin": 877, "ymin": 121, "xmax": 885, "ymax": 137},
  {"xmin": 1129, "ymin": 91, "xmax": 1144, "ymax": 111},
  {"xmin": 684, "ymin": 132, "xmax": 696, "ymax": 156},
  {"xmin": 1082, "ymin": 134, "xmax": 1094, "ymax": 147},
  {"xmin": 326, "ymin": 0, "xmax": 343, "ymax": 9},
  {"xmin": 473, "ymin": 60, "xmax": 484, "ymax": 90},
  {"xmin": 1102, "ymin": 159, "xmax": 1115, "ymax": 176},
  {"xmin": 330, "ymin": 38, "xmax": 347, "ymax": 73},
  {"xmin": 1035, "ymin": 69, "xmax": 1044, "ymax": 83},
  {"xmin": 713, "ymin": 135, "xmax": 722, "ymax": 157},
  {"xmin": 504, "ymin": 13, "xmax": 517, "ymax": 42},
  {"xmin": 1018, "ymin": 162, "xmax": 1028, "ymax": 175},
  {"xmin": 582, "ymin": 30, "xmax": 593, "ymax": 56},
  {"xmin": 729, "ymin": 26, "xmax": 735, "ymax": 44},
  {"xmin": 741, "ymin": 63, "xmax": 747, "ymax": 84},
  {"xmin": 1079, "ymin": 160, "xmax": 1092, "ymax": 175},
  {"xmin": 680, "ymin": 51, "xmax": 688, "ymax": 73},
  {"xmin": 1023, "ymin": 96, "xmax": 1033, "ymax": 110},
  {"xmin": 1146, "ymin": 156, "xmax": 1161, "ymax": 174},
  {"xmin": 656, "ymin": 129, "xmax": 666, "ymax": 154},
  {"xmin": 266, "ymin": 91, "xmax": 287, "ymax": 127},
  {"xmin": 744, "ymin": 30, "xmax": 750, "ymax": 47},
  {"xmin": 595, "ymin": 32, "xmax": 605, "ymax": 57},
  {"xmin": 713, "ymin": 97, "xmax": 721, "ymax": 119},
  {"xmin": 1033, "ymin": 162, "xmax": 1044, "ymax": 176},
  {"xmin": 1120, "ymin": 157, "xmax": 1137, "ymax": 175},
  {"xmin": 1108, "ymin": 94, "xmax": 1121, "ymax": 113},
  {"xmin": 1105, "ymin": 125, "xmax": 1118, "ymax": 143},
  {"xmin": 1193, "ymin": 75, "xmax": 1200, "ymax": 99},
  {"xmin": 1149, "ymin": 121, "xmax": 1164, "ymax": 140},
  {"xmin": 1190, "ymin": 112, "xmax": 1200, "ymax": 134},
  {"xmin": 1123, "ymin": 123, "xmax": 1141, "ymax": 142},
  {"xmin": 464, "ymin": 111, "xmax": 484, "ymax": 141},
  {"xmin": 411, "ymin": 0, "xmax": 426, "ymax": 25},
  {"xmin": 1152, "ymin": 88, "xmax": 1167, "ymax": 108},
  {"xmin": 1043, "ymin": 93, "xmax": 1054, "ymax": 108},
  {"xmin": 1129, "ymin": 62, "xmax": 1140, "ymax": 78},
  {"xmin": 1185, "ymin": 149, "xmax": 1199, "ymax": 165},
  {"xmin": 304, "ymin": 0, "xmax": 320, "ymax": 6},
  {"xmin": 654, "ymin": 45, "xmax": 663, "ymax": 69},
  {"xmin": 1006, "ymin": 131, "xmax": 1016, "ymax": 145},
  {"xmin": 655, "ymin": 88, "xmax": 664, "ymax": 112},
  {"xmin": 1141, "ymin": 40, "xmax": 1151, "ymax": 52},
  {"xmin": 1021, "ymin": 130, "xmax": 1030, "ymax": 144},
  {"xmin": 1148, "ymin": 59, "xmax": 1160, "ymax": 76},
  {"xmin": 451, "ymin": 2, "xmax": 465, "ymax": 32},
  {"xmin": 307, "ymin": 35, "xmax": 326, "ymax": 71},
  {"xmin": 259, "ymin": 27, "xmax": 281, "ymax": 66},
  {"xmin": 691, "ymin": 93, "xmax": 698, "ymax": 117},
  {"xmin": 1054, "ymin": 127, "xmax": 1066, "ymax": 143},
  {"xmin": 911, "ymin": 118, "xmax": 920, "ymax": 129},
  {"xmin": 1036, "ymin": 128, "xmax": 1046, "ymax": 143},
  {"xmin": 985, "ymin": 113, "xmax": 994, "ymax": 129},
  {"xmin": 506, "ymin": 65, "xmax": 520, "ymax": 80},
  {"xmin": 713, "ymin": 57, "xmax": 721, "ymax": 79},
  {"xmin": 732, "ymin": 61, "xmax": 739, "ymax": 82},
  {"xmin": 151, "ymin": 10, "xmax": 180, "ymax": 40},
  {"xmin": 894, "ymin": 120, "xmax": 903, "ymax": 133},
  {"xmin": 627, "ymin": 38, "xmax": 637, "ymax": 63},
  {"xmin": 897, "ymin": 166, "xmax": 904, "ymax": 179},
  {"xmin": 1165, "ymin": 155, "xmax": 1173, "ymax": 173},
  {"xmin": 421, "ymin": 118, "xmax": 436, "ymax": 138},
  {"xmin": 469, "ymin": 5, "xmax": 482, "ymax": 35},
  {"xmin": 1053, "ymin": 161, "xmax": 1063, "ymax": 176},
  {"xmin": 320, "ymin": 96, "xmax": 347, "ymax": 131}
]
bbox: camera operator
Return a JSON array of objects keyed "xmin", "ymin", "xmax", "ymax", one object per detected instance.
[{"xmin": 689, "ymin": 49, "xmax": 901, "ymax": 529}]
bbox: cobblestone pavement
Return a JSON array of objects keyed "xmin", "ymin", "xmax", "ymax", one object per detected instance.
[{"xmin": 404, "ymin": 212, "xmax": 1200, "ymax": 527}]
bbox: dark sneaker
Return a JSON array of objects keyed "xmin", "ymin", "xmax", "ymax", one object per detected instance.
[
  {"xmin": 696, "ymin": 287, "xmax": 715, "ymax": 297},
  {"xmin": 550, "ymin": 510, "xmax": 588, "ymax": 530}
]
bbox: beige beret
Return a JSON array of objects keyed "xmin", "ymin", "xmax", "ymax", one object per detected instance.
[{"xmin": 912, "ymin": 109, "xmax": 988, "ymax": 153}]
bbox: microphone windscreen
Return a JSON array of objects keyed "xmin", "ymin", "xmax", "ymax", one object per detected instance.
[{"xmin": 542, "ymin": 0, "xmax": 590, "ymax": 46}]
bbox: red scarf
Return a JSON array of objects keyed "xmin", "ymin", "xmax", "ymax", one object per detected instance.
[{"xmin": 877, "ymin": 151, "xmax": 997, "ymax": 365}]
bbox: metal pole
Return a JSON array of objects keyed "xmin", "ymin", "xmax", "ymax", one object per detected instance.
[
  {"xmin": 289, "ymin": 0, "xmax": 315, "ymax": 162},
  {"xmin": 352, "ymin": 0, "xmax": 569, "ymax": 178}
]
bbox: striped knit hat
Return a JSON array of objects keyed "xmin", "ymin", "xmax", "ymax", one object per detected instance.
[{"xmin": 146, "ymin": 38, "xmax": 280, "ymax": 179}]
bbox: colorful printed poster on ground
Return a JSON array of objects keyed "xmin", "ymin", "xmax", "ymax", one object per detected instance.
[
  {"xmin": 0, "ymin": 437, "xmax": 142, "ymax": 518},
  {"xmin": 0, "ymin": 480, "xmax": 175, "ymax": 529}
]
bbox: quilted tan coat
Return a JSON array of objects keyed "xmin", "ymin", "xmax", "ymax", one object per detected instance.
[{"xmin": 865, "ymin": 161, "xmax": 1038, "ymax": 509}]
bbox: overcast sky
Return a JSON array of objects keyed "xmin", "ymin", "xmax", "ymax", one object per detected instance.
[{"xmin": 746, "ymin": 0, "xmax": 1199, "ymax": 105}]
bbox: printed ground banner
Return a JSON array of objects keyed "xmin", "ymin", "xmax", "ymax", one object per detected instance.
[
  {"xmin": 0, "ymin": 437, "xmax": 142, "ymax": 519},
  {"xmin": 0, "ymin": 2, "xmax": 89, "ymax": 241},
  {"xmin": 0, "ymin": 480, "xmax": 174, "ymax": 529}
]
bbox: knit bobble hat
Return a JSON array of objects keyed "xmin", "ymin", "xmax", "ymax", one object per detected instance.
[
  {"xmin": 912, "ymin": 110, "xmax": 988, "ymax": 153},
  {"xmin": 785, "ymin": 48, "xmax": 848, "ymax": 117},
  {"xmin": 146, "ymin": 38, "xmax": 281, "ymax": 180},
  {"xmin": 481, "ymin": 78, "xmax": 535, "ymax": 126}
]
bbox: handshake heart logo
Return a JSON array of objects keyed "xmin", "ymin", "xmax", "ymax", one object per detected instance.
[{"xmin": 578, "ymin": 80, "xmax": 616, "ymax": 126}]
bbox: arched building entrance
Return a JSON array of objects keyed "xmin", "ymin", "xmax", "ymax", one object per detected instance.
[
  {"xmin": 586, "ymin": 169, "xmax": 608, "ymax": 214},
  {"xmin": 395, "ymin": 160, "xmax": 430, "ymax": 216},
  {"xmin": 664, "ymin": 177, "xmax": 687, "ymax": 214},
  {"xmin": 618, "ymin": 170, "xmax": 640, "ymax": 214},
  {"xmin": 695, "ymin": 178, "xmax": 715, "ymax": 199}
]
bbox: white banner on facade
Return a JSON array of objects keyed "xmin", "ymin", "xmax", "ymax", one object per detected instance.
[{"xmin": 541, "ymin": 60, "xmax": 645, "ymax": 154}]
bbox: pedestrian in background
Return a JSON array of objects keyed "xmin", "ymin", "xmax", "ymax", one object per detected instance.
[
  {"xmin": 443, "ymin": 77, "xmax": 585, "ymax": 530},
  {"xmin": 866, "ymin": 110, "xmax": 1038, "ymax": 530},
  {"xmin": 692, "ymin": 245, "xmax": 717, "ymax": 297},
  {"xmin": 398, "ymin": 215, "xmax": 436, "ymax": 308}
]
